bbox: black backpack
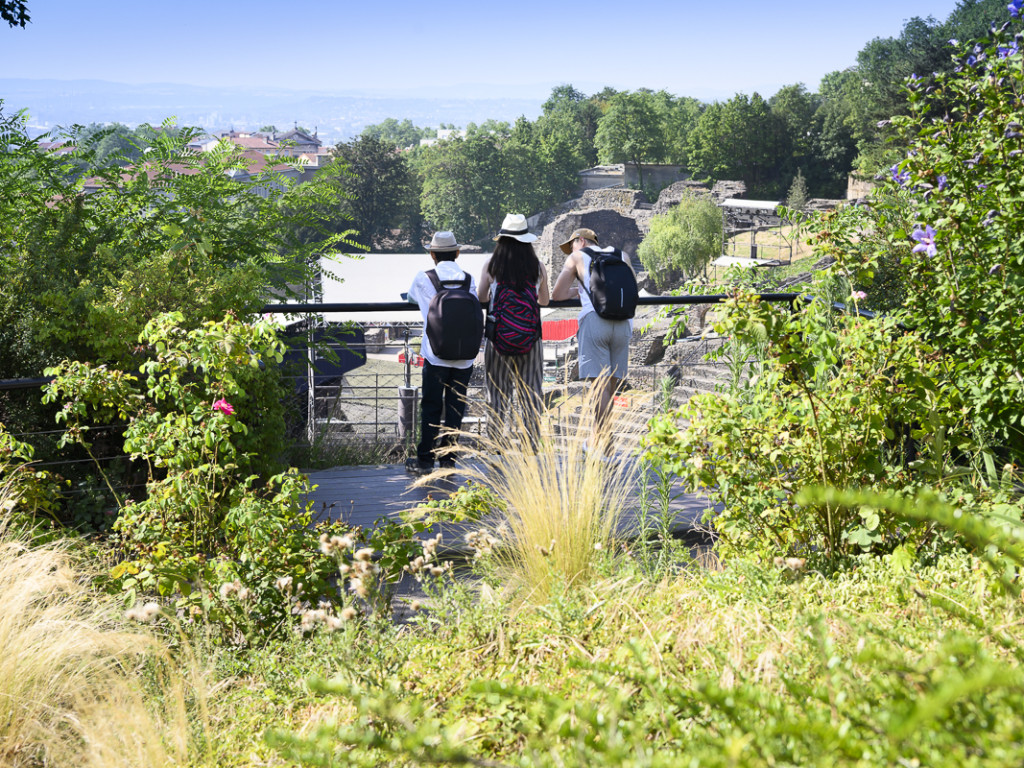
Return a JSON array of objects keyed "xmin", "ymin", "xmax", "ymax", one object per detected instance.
[
  {"xmin": 583, "ymin": 247, "xmax": 638, "ymax": 320},
  {"xmin": 424, "ymin": 270, "xmax": 484, "ymax": 360}
]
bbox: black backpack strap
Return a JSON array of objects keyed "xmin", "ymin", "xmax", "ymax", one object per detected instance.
[
  {"xmin": 584, "ymin": 246, "xmax": 622, "ymax": 260},
  {"xmin": 427, "ymin": 270, "xmax": 472, "ymax": 290}
]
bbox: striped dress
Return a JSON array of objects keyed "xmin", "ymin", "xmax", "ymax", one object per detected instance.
[{"xmin": 485, "ymin": 281, "xmax": 544, "ymax": 444}]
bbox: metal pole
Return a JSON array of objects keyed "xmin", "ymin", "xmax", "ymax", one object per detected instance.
[
  {"xmin": 307, "ymin": 316, "xmax": 316, "ymax": 444},
  {"xmin": 397, "ymin": 327, "xmax": 416, "ymax": 445}
]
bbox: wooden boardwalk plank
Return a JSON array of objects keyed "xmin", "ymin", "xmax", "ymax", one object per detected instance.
[{"xmin": 304, "ymin": 459, "xmax": 718, "ymax": 552}]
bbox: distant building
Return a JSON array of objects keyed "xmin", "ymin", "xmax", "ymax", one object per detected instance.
[
  {"xmin": 37, "ymin": 141, "xmax": 76, "ymax": 156},
  {"xmin": 186, "ymin": 125, "xmax": 334, "ymax": 184},
  {"xmin": 268, "ymin": 127, "xmax": 323, "ymax": 157},
  {"xmin": 419, "ymin": 128, "xmax": 467, "ymax": 147}
]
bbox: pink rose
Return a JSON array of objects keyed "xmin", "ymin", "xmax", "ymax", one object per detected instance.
[{"xmin": 212, "ymin": 398, "xmax": 235, "ymax": 416}]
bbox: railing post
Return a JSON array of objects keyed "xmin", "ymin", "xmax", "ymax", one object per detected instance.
[
  {"xmin": 398, "ymin": 329, "xmax": 416, "ymax": 445},
  {"xmin": 307, "ymin": 317, "xmax": 316, "ymax": 444}
]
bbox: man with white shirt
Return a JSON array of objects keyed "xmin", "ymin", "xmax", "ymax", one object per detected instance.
[{"xmin": 405, "ymin": 231, "xmax": 478, "ymax": 475}]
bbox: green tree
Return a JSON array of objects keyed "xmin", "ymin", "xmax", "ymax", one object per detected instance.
[
  {"xmin": 417, "ymin": 132, "xmax": 503, "ymax": 244},
  {"xmin": 769, "ymin": 83, "xmax": 820, "ymax": 185},
  {"xmin": 636, "ymin": 192, "xmax": 723, "ymax": 290},
  {"xmin": 661, "ymin": 94, "xmax": 704, "ymax": 167},
  {"xmin": 537, "ymin": 84, "xmax": 601, "ymax": 168},
  {"xmin": 595, "ymin": 90, "xmax": 668, "ymax": 191},
  {"xmin": 809, "ymin": 70, "xmax": 860, "ymax": 197},
  {"xmin": 415, "ymin": 120, "xmax": 572, "ymax": 243},
  {"xmin": 786, "ymin": 168, "xmax": 809, "ymax": 211},
  {"xmin": 333, "ymin": 135, "xmax": 417, "ymax": 250},
  {"xmin": 687, "ymin": 92, "xmax": 789, "ymax": 197},
  {"xmin": 361, "ymin": 118, "xmax": 432, "ymax": 148},
  {"xmin": 501, "ymin": 118, "xmax": 549, "ymax": 217}
]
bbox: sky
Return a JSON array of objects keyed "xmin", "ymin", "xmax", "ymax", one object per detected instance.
[{"xmin": 2, "ymin": 0, "xmax": 964, "ymax": 101}]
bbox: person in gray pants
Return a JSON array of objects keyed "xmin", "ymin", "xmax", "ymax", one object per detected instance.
[{"xmin": 551, "ymin": 227, "xmax": 635, "ymax": 436}]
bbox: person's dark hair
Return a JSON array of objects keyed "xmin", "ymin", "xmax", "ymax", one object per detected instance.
[
  {"xmin": 431, "ymin": 250, "xmax": 458, "ymax": 262},
  {"xmin": 487, "ymin": 237, "xmax": 540, "ymax": 290}
]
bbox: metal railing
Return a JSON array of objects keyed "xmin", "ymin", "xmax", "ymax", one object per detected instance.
[{"xmin": 2, "ymin": 292, "xmax": 804, "ymax": 484}]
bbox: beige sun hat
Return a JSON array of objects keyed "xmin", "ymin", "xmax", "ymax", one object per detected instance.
[
  {"xmin": 493, "ymin": 213, "xmax": 537, "ymax": 243},
  {"xmin": 424, "ymin": 231, "xmax": 461, "ymax": 253},
  {"xmin": 559, "ymin": 227, "xmax": 599, "ymax": 254}
]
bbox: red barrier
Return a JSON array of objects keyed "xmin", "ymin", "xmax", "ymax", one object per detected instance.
[
  {"xmin": 398, "ymin": 353, "xmax": 424, "ymax": 367},
  {"xmin": 542, "ymin": 319, "xmax": 578, "ymax": 341}
]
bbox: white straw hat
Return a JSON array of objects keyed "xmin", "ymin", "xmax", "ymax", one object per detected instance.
[
  {"xmin": 493, "ymin": 213, "xmax": 537, "ymax": 243},
  {"xmin": 424, "ymin": 231, "xmax": 460, "ymax": 252}
]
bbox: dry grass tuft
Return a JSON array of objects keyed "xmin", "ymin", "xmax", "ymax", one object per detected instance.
[
  {"xmin": 0, "ymin": 511, "xmax": 200, "ymax": 767},
  {"xmin": 422, "ymin": 376, "xmax": 649, "ymax": 604}
]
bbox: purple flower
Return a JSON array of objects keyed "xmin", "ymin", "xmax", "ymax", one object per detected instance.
[
  {"xmin": 890, "ymin": 164, "xmax": 910, "ymax": 186},
  {"xmin": 989, "ymin": 263, "xmax": 1003, "ymax": 275},
  {"xmin": 911, "ymin": 225, "xmax": 938, "ymax": 258},
  {"xmin": 213, "ymin": 398, "xmax": 235, "ymax": 416},
  {"xmin": 937, "ymin": 174, "xmax": 948, "ymax": 191},
  {"xmin": 999, "ymin": 40, "xmax": 1019, "ymax": 58},
  {"xmin": 1010, "ymin": 0, "xmax": 1024, "ymax": 19}
]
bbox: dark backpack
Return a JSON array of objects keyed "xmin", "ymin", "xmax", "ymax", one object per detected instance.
[
  {"xmin": 425, "ymin": 270, "xmax": 484, "ymax": 360},
  {"xmin": 583, "ymin": 246, "xmax": 638, "ymax": 320},
  {"xmin": 486, "ymin": 281, "xmax": 542, "ymax": 356}
]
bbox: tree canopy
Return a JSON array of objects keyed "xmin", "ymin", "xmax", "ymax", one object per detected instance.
[
  {"xmin": 1, "ymin": 0, "xmax": 28, "ymax": 27},
  {"xmin": 332, "ymin": 135, "xmax": 418, "ymax": 250},
  {"xmin": 636, "ymin": 192, "xmax": 722, "ymax": 289}
]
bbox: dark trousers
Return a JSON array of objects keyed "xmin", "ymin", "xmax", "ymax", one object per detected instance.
[{"xmin": 418, "ymin": 360, "xmax": 473, "ymax": 465}]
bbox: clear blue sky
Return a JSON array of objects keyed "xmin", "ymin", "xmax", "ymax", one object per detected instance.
[{"xmin": 1, "ymin": 0, "xmax": 964, "ymax": 100}]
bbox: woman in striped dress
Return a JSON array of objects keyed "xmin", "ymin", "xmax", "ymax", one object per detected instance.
[{"xmin": 477, "ymin": 213, "xmax": 550, "ymax": 447}]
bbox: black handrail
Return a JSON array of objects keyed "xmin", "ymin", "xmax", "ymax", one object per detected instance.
[
  {"xmin": 0, "ymin": 377, "xmax": 53, "ymax": 391},
  {"xmin": 7, "ymin": 292, "xmax": 890, "ymax": 394},
  {"xmin": 259, "ymin": 293, "xmax": 804, "ymax": 314}
]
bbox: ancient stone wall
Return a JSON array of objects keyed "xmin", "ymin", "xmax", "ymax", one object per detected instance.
[
  {"xmin": 539, "ymin": 209, "xmax": 644, "ymax": 274},
  {"xmin": 578, "ymin": 188, "xmax": 649, "ymax": 214},
  {"xmin": 651, "ymin": 180, "xmax": 716, "ymax": 215}
]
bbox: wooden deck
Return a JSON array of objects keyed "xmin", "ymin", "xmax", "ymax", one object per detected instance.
[{"xmin": 304, "ymin": 458, "xmax": 719, "ymax": 553}]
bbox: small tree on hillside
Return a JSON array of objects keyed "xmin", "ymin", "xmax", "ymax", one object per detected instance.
[
  {"xmin": 786, "ymin": 168, "xmax": 809, "ymax": 211},
  {"xmin": 637, "ymin": 193, "xmax": 723, "ymax": 290}
]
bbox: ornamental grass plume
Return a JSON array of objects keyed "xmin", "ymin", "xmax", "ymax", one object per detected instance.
[
  {"xmin": 0, "ymin": 506, "xmax": 202, "ymax": 767},
  {"xmin": 417, "ymin": 374, "xmax": 646, "ymax": 604}
]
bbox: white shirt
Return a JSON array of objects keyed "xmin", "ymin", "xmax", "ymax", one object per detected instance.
[{"xmin": 407, "ymin": 259, "xmax": 478, "ymax": 368}]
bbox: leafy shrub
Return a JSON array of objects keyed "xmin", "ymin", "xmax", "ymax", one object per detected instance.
[
  {"xmin": 41, "ymin": 313, "xmax": 336, "ymax": 637},
  {"xmin": 0, "ymin": 425, "xmax": 62, "ymax": 530},
  {"xmin": 645, "ymin": 287, "xmax": 956, "ymax": 562},
  {"xmin": 806, "ymin": 22, "xmax": 1024, "ymax": 459}
]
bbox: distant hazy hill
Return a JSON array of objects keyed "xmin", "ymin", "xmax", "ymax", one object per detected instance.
[{"xmin": 1, "ymin": 78, "xmax": 544, "ymax": 144}]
